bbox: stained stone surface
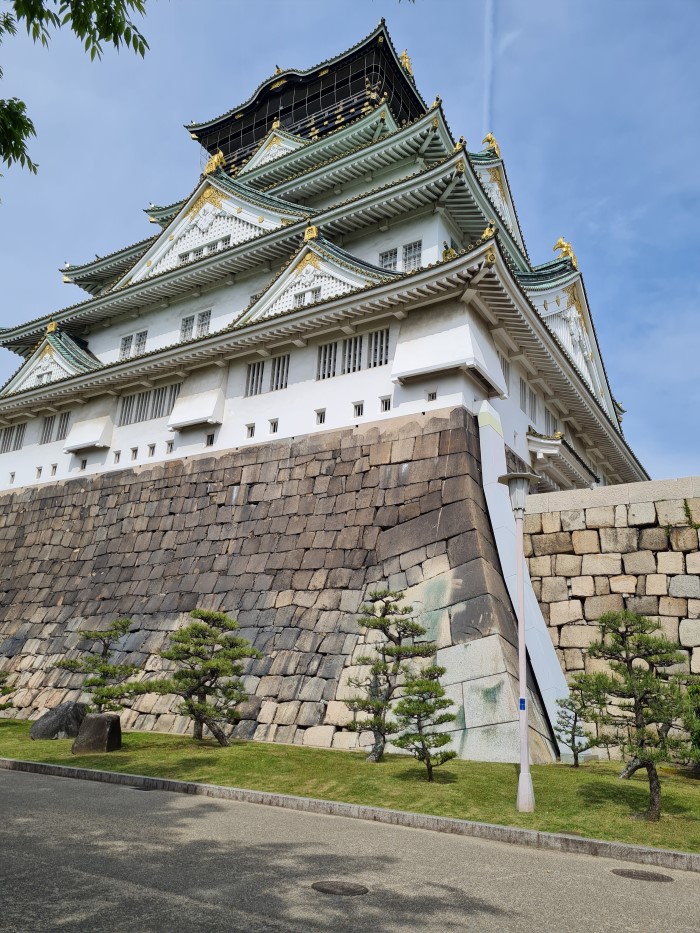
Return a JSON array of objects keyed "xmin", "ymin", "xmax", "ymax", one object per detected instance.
[
  {"xmin": 29, "ymin": 701, "xmax": 87, "ymax": 740},
  {"xmin": 72, "ymin": 713, "xmax": 122, "ymax": 754},
  {"xmin": 0, "ymin": 408, "xmax": 553, "ymax": 760}
]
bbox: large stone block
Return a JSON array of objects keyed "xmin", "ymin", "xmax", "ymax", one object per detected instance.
[
  {"xmin": 581, "ymin": 553, "xmax": 622, "ymax": 576},
  {"xmin": 669, "ymin": 576, "xmax": 700, "ymax": 599},
  {"xmin": 531, "ymin": 532, "xmax": 573, "ymax": 556},
  {"xmin": 302, "ymin": 725, "xmax": 336, "ymax": 747},
  {"xmin": 572, "ymin": 530, "xmax": 600, "ymax": 555},
  {"xmin": 679, "ymin": 619, "xmax": 700, "ymax": 647},
  {"xmin": 584, "ymin": 595, "xmax": 624, "ymax": 621},
  {"xmin": 622, "ymin": 551, "xmax": 656, "ymax": 575},
  {"xmin": 72, "ymin": 713, "xmax": 121, "ymax": 754},
  {"xmin": 599, "ymin": 528, "xmax": 639, "ymax": 554}
]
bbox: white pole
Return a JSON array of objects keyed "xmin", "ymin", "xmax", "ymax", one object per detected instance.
[{"xmin": 515, "ymin": 508, "xmax": 535, "ymax": 812}]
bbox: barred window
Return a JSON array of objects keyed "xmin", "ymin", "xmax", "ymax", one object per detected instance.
[
  {"xmin": 316, "ymin": 342, "xmax": 337, "ymax": 380},
  {"xmin": 119, "ymin": 395, "xmax": 135, "ymax": 426},
  {"xmin": 119, "ymin": 335, "xmax": 133, "ymax": 360},
  {"xmin": 269, "ymin": 419, "xmax": 278, "ymax": 435},
  {"xmin": 150, "ymin": 386, "xmax": 168, "ymax": 419},
  {"xmin": 15, "ymin": 424, "xmax": 26, "ymax": 450},
  {"xmin": 180, "ymin": 315, "xmax": 194, "ymax": 342},
  {"xmin": 56, "ymin": 411, "xmax": 70, "ymax": 441},
  {"xmin": 245, "ymin": 361, "xmax": 265, "ymax": 396},
  {"xmin": 40, "ymin": 415, "xmax": 56, "ymax": 445},
  {"xmin": 545, "ymin": 409, "xmax": 559, "ymax": 436},
  {"xmin": 316, "ymin": 409, "xmax": 326, "ymax": 425},
  {"xmin": 341, "ymin": 335, "xmax": 363, "ymax": 374},
  {"xmin": 402, "ymin": 240, "xmax": 422, "ymax": 271},
  {"xmin": 519, "ymin": 377, "xmax": 527, "ymax": 414},
  {"xmin": 167, "ymin": 383, "xmax": 181, "ymax": 412},
  {"xmin": 270, "ymin": 354, "xmax": 290, "ymax": 392},
  {"xmin": 134, "ymin": 330, "xmax": 148, "ymax": 355},
  {"xmin": 197, "ymin": 309, "xmax": 211, "ymax": 337},
  {"xmin": 294, "ymin": 287, "xmax": 321, "ymax": 308},
  {"xmin": 120, "ymin": 330, "xmax": 147, "ymax": 359},
  {"xmin": 353, "ymin": 402, "xmax": 364, "ymax": 418},
  {"xmin": 367, "ymin": 328, "xmax": 390, "ymax": 368},
  {"xmin": 0, "ymin": 423, "xmax": 26, "ymax": 454},
  {"xmin": 528, "ymin": 388, "xmax": 537, "ymax": 422},
  {"xmin": 379, "ymin": 248, "xmax": 397, "ymax": 271},
  {"xmin": 380, "ymin": 397, "xmax": 391, "ymax": 412},
  {"xmin": 497, "ymin": 350, "xmax": 510, "ymax": 389},
  {"xmin": 118, "ymin": 383, "xmax": 181, "ymax": 427},
  {"xmin": 134, "ymin": 391, "xmax": 151, "ymax": 423}
]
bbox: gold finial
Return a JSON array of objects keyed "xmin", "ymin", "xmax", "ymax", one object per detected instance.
[
  {"xmin": 203, "ymin": 149, "xmax": 226, "ymax": 175},
  {"xmin": 482, "ymin": 133, "xmax": 501, "ymax": 159},
  {"xmin": 431, "ymin": 94, "xmax": 441, "ymax": 110},
  {"xmin": 46, "ymin": 321, "xmax": 58, "ymax": 334},
  {"xmin": 274, "ymin": 65, "xmax": 283, "ymax": 75},
  {"xmin": 453, "ymin": 135, "xmax": 466, "ymax": 152},
  {"xmin": 482, "ymin": 219, "xmax": 496, "ymax": 240},
  {"xmin": 304, "ymin": 224, "xmax": 319, "ymax": 241},
  {"xmin": 271, "ymin": 118, "xmax": 281, "ymax": 130},
  {"xmin": 553, "ymin": 237, "xmax": 578, "ymax": 270},
  {"xmin": 399, "ymin": 49, "xmax": 413, "ymax": 76},
  {"xmin": 442, "ymin": 241, "xmax": 457, "ymax": 261}
]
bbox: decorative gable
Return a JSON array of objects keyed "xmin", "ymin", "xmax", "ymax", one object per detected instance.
[
  {"xmin": 1, "ymin": 325, "xmax": 101, "ymax": 397},
  {"xmin": 238, "ymin": 127, "xmax": 307, "ymax": 174},
  {"xmin": 116, "ymin": 174, "xmax": 306, "ymax": 288},
  {"xmin": 237, "ymin": 228, "xmax": 399, "ymax": 326}
]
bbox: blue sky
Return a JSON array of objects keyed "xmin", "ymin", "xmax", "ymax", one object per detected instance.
[{"xmin": 1, "ymin": 0, "xmax": 698, "ymax": 480}]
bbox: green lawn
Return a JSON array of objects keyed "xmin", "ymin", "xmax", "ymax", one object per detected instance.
[{"xmin": 1, "ymin": 720, "xmax": 698, "ymax": 854}]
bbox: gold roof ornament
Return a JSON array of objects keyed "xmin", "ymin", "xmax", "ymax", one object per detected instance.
[
  {"xmin": 46, "ymin": 321, "xmax": 58, "ymax": 334},
  {"xmin": 303, "ymin": 224, "xmax": 319, "ymax": 241},
  {"xmin": 453, "ymin": 135, "xmax": 466, "ymax": 152},
  {"xmin": 431, "ymin": 94, "xmax": 441, "ymax": 110},
  {"xmin": 203, "ymin": 149, "xmax": 226, "ymax": 175},
  {"xmin": 271, "ymin": 118, "xmax": 281, "ymax": 130},
  {"xmin": 274, "ymin": 65, "xmax": 283, "ymax": 75},
  {"xmin": 482, "ymin": 133, "xmax": 501, "ymax": 159},
  {"xmin": 442, "ymin": 240, "xmax": 457, "ymax": 261},
  {"xmin": 553, "ymin": 237, "xmax": 578, "ymax": 270},
  {"xmin": 399, "ymin": 49, "xmax": 413, "ymax": 76},
  {"xmin": 482, "ymin": 219, "xmax": 496, "ymax": 240}
]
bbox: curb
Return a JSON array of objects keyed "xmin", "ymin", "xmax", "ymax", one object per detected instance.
[{"xmin": 1, "ymin": 756, "xmax": 698, "ymax": 874}]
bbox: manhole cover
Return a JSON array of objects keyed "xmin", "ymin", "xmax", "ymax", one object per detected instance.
[
  {"xmin": 611, "ymin": 868, "xmax": 673, "ymax": 883},
  {"xmin": 311, "ymin": 881, "xmax": 369, "ymax": 897}
]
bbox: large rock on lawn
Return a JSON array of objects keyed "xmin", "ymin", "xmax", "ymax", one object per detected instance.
[
  {"xmin": 29, "ymin": 702, "xmax": 87, "ymax": 740},
  {"xmin": 71, "ymin": 713, "xmax": 122, "ymax": 754}
]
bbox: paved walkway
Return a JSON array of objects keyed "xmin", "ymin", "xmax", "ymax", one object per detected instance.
[{"xmin": 0, "ymin": 769, "xmax": 696, "ymax": 932}]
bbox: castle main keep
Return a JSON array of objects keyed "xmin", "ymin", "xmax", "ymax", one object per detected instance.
[{"xmin": 0, "ymin": 23, "xmax": 651, "ymax": 761}]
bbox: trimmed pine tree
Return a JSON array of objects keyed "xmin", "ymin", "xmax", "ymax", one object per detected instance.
[
  {"xmin": 554, "ymin": 673, "xmax": 609, "ymax": 767},
  {"xmin": 391, "ymin": 664, "xmax": 457, "ymax": 782}
]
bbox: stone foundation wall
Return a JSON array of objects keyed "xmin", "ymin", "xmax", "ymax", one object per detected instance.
[
  {"xmin": 525, "ymin": 477, "xmax": 700, "ymax": 678},
  {"xmin": 0, "ymin": 407, "xmax": 554, "ymax": 760}
]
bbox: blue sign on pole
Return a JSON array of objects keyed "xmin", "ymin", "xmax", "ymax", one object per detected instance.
[{"xmin": 519, "ymin": 698, "xmax": 526, "ymax": 711}]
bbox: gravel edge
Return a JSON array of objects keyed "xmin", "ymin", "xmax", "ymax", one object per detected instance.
[{"xmin": 1, "ymin": 756, "xmax": 698, "ymax": 874}]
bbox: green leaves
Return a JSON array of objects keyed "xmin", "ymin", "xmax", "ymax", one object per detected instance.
[{"xmin": 391, "ymin": 665, "xmax": 457, "ymax": 781}]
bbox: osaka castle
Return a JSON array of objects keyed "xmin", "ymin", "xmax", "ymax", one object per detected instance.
[{"xmin": 0, "ymin": 22, "xmax": 650, "ymax": 759}]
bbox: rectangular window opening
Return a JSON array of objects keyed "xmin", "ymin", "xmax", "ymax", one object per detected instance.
[
  {"xmin": 197, "ymin": 309, "xmax": 211, "ymax": 337},
  {"xmin": 205, "ymin": 433, "xmax": 215, "ymax": 447},
  {"xmin": 114, "ymin": 451, "xmax": 121, "ymax": 464},
  {"xmin": 180, "ymin": 315, "xmax": 194, "ymax": 342},
  {"xmin": 269, "ymin": 419, "xmax": 278, "ymax": 435},
  {"xmin": 402, "ymin": 239, "xmax": 422, "ymax": 271},
  {"xmin": 427, "ymin": 391, "xmax": 437, "ymax": 402},
  {"xmin": 316, "ymin": 342, "xmax": 337, "ymax": 380},
  {"xmin": 367, "ymin": 328, "xmax": 390, "ymax": 368},
  {"xmin": 56, "ymin": 411, "xmax": 70, "ymax": 441},
  {"xmin": 353, "ymin": 402, "xmax": 364, "ymax": 419},
  {"xmin": 80, "ymin": 459, "xmax": 87, "ymax": 471},
  {"xmin": 50, "ymin": 464, "xmax": 57, "ymax": 476},
  {"xmin": 131, "ymin": 448, "xmax": 138, "ymax": 461},
  {"xmin": 36, "ymin": 467, "xmax": 42, "ymax": 479},
  {"xmin": 316, "ymin": 409, "xmax": 326, "ymax": 425},
  {"xmin": 379, "ymin": 248, "xmax": 398, "ymax": 271},
  {"xmin": 40, "ymin": 415, "xmax": 56, "ymax": 445},
  {"xmin": 246, "ymin": 424, "xmax": 255, "ymax": 439},
  {"xmin": 148, "ymin": 444, "xmax": 156, "ymax": 457},
  {"xmin": 245, "ymin": 360, "xmax": 265, "ymax": 396},
  {"xmin": 166, "ymin": 440, "xmax": 174, "ymax": 454},
  {"xmin": 342, "ymin": 335, "xmax": 363, "ymax": 374},
  {"xmin": 519, "ymin": 377, "xmax": 528, "ymax": 414},
  {"xmin": 380, "ymin": 397, "xmax": 391, "ymax": 412},
  {"xmin": 270, "ymin": 354, "xmax": 290, "ymax": 392}
]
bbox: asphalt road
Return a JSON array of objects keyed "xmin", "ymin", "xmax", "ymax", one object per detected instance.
[{"xmin": 0, "ymin": 769, "xmax": 697, "ymax": 933}]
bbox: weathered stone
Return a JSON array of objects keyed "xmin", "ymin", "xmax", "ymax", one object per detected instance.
[
  {"xmin": 655, "ymin": 499, "xmax": 687, "ymax": 526},
  {"xmin": 540, "ymin": 577, "xmax": 568, "ymax": 602},
  {"xmin": 659, "ymin": 596, "xmax": 687, "ymax": 617},
  {"xmin": 639, "ymin": 528, "xmax": 671, "ymax": 552},
  {"xmin": 583, "ymin": 595, "xmax": 624, "ymax": 621},
  {"xmin": 523, "ymin": 513, "xmax": 542, "ymax": 534},
  {"xmin": 541, "ymin": 512, "xmax": 561, "ymax": 534},
  {"xmin": 549, "ymin": 600, "xmax": 583, "ymax": 625},
  {"xmin": 671, "ymin": 527, "xmax": 698, "ymax": 552},
  {"xmin": 572, "ymin": 530, "xmax": 600, "ymax": 555},
  {"xmin": 296, "ymin": 701, "xmax": 326, "ymax": 727},
  {"xmin": 627, "ymin": 502, "xmax": 656, "ymax": 527},
  {"xmin": 571, "ymin": 576, "xmax": 595, "ymax": 597},
  {"xmin": 609, "ymin": 575, "xmax": 637, "ymax": 594},
  {"xmin": 599, "ymin": 528, "xmax": 639, "ymax": 554},
  {"xmin": 29, "ymin": 702, "xmax": 87, "ymax": 740},
  {"xmin": 324, "ymin": 700, "xmax": 354, "ymax": 727},
  {"xmin": 622, "ymin": 551, "xmax": 657, "ymax": 575},
  {"xmin": 72, "ymin": 713, "xmax": 121, "ymax": 754},
  {"xmin": 657, "ymin": 551, "xmax": 685, "ymax": 574},
  {"xmin": 554, "ymin": 554, "xmax": 583, "ymax": 576},
  {"xmin": 645, "ymin": 574, "xmax": 668, "ymax": 596},
  {"xmin": 558, "ymin": 625, "xmax": 600, "ymax": 648},
  {"xmin": 531, "ymin": 532, "xmax": 573, "ymax": 556},
  {"xmin": 625, "ymin": 596, "xmax": 659, "ymax": 615},
  {"xmin": 561, "ymin": 509, "xmax": 586, "ymax": 531},
  {"xmin": 585, "ymin": 506, "xmax": 615, "ymax": 528},
  {"xmin": 669, "ymin": 576, "xmax": 700, "ymax": 599},
  {"xmin": 679, "ymin": 619, "xmax": 700, "ymax": 647},
  {"xmin": 302, "ymin": 725, "xmax": 336, "ymax": 747},
  {"xmin": 581, "ymin": 553, "xmax": 622, "ymax": 576}
]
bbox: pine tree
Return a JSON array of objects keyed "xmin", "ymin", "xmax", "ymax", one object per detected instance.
[
  {"xmin": 554, "ymin": 673, "xmax": 608, "ymax": 767},
  {"xmin": 0, "ymin": 671, "xmax": 13, "ymax": 712},
  {"xmin": 56, "ymin": 617, "xmax": 144, "ymax": 712},
  {"xmin": 156, "ymin": 609, "xmax": 261, "ymax": 747},
  {"xmin": 391, "ymin": 664, "xmax": 457, "ymax": 781},
  {"xmin": 346, "ymin": 590, "xmax": 435, "ymax": 762},
  {"xmin": 585, "ymin": 610, "xmax": 692, "ymax": 821}
]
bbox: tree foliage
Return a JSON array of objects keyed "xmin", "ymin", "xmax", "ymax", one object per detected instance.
[
  {"xmin": 155, "ymin": 609, "xmax": 261, "ymax": 748},
  {"xmin": 0, "ymin": 670, "xmax": 14, "ymax": 712},
  {"xmin": 346, "ymin": 590, "xmax": 435, "ymax": 762},
  {"xmin": 1, "ymin": 1, "xmax": 148, "ymax": 176},
  {"xmin": 583, "ymin": 610, "xmax": 693, "ymax": 821},
  {"xmin": 56, "ymin": 617, "xmax": 145, "ymax": 712},
  {"xmin": 554, "ymin": 673, "xmax": 609, "ymax": 767},
  {"xmin": 390, "ymin": 664, "xmax": 457, "ymax": 781}
]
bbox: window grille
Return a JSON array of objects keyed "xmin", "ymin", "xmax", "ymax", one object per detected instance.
[
  {"xmin": 317, "ymin": 342, "xmax": 337, "ymax": 380},
  {"xmin": 80, "ymin": 459, "xmax": 87, "ymax": 471},
  {"xmin": 545, "ymin": 409, "xmax": 559, "ymax": 436},
  {"xmin": 427, "ymin": 391, "xmax": 437, "ymax": 402},
  {"xmin": 56, "ymin": 412, "xmax": 70, "ymax": 441},
  {"xmin": 246, "ymin": 424, "xmax": 255, "ymax": 438},
  {"xmin": 353, "ymin": 402, "xmax": 364, "ymax": 418},
  {"xmin": 519, "ymin": 377, "xmax": 527, "ymax": 414},
  {"xmin": 380, "ymin": 397, "xmax": 391, "ymax": 412},
  {"xmin": 51, "ymin": 464, "xmax": 57, "ymax": 476},
  {"xmin": 379, "ymin": 248, "xmax": 397, "ymax": 271},
  {"xmin": 166, "ymin": 441, "xmax": 174, "ymax": 454},
  {"xmin": 148, "ymin": 444, "xmax": 156, "ymax": 457},
  {"xmin": 197, "ymin": 310, "xmax": 211, "ymax": 337},
  {"xmin": 119, "ymin": 335, "xmax": 133, "ymax": 360},
  {"xmin": 402, "ymin": 240, "xmax": 422, "ymax": 271},
  {"xmin": 36, "ymin": 467, "xmax": 42, "ymax": 479},
  {"xmin": 180, "ymin": 315, "xmax": 194, "ymax": 342},
  {"xmin": 134, "ymin": 331, "xmax": 148, "ymax": 355},
  {"xmin": 294, "ymin": 287, "xmax": 321, "ymax": 308},
  {"xmin": 205, "ymin": 433, "xmax": 215, "ymax": 447},
  {"xmin": 316, "ymin": 409, "xmax": 326, "ymax": 425},
  {"xmin": 193, "ymin": 247, "xmax": 204, "ymax": 260},
  {"xmin": 40, "ymin": 415, "xmax": 55, "ymax": 445},
  {"xmin": 35, "ymin": 373, "xmax": 50, "ymax": 385},
  {"xmin": 114, "ymin": 451, "xmax": 121, "ymax": 464},
  {"xmin": 151, "ymin": 386, "xmax": 168, "ymax": 420},
  {"xmin": 497, "ymin": 350, "xmax": 510, "ymax": 388},
  {"xmin": 134, "ymin": 391, "xmax": 151, "ymax": 423},
  {"xmin": 342, "ymin": 335, "xmax": 363, "ymax": 374},
  {"xmin": 14, "ymin": 424, "xmax": 25, "ymax": 450},
  {"xmin": 270, "ymin": 354, "xmax": 290, "ymax": 391},
  {"xmin": 367, "ymin": 328, "xmax": 390, "ymax": 368},
  {"xmin": 528, "ymin": 388, "xmax": 537, "ymax": 422},
  {"xmin": 166, "ymin": 383, "xmax": 180, "ymax": 413},
  {"xmin": 245, "ymin": 360, "xmax": 265, "ymax": 396},
  {"xmin": 130, "ymin": 448, "xmax": 138, "ymax": 461},
  {"xmin": 269, "ymin": 419, "xmax": 278, "ymax": 434},
  {"xmin": 119, "ymin": 383, "xmax": 180, "ymax": 426}
]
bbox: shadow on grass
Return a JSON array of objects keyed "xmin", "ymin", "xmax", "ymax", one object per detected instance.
[
  {"xmin": 575, "ymin": 772, "xmax": 695, "ymax": 819},
  {"xmin": 394, "ymin": 766, "xmax": 458, "ymax": 785}
]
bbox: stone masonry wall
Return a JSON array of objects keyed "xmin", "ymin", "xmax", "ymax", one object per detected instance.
[
  {"xmin": 525, "ymin": 477, "xmax": 700, "ymax": 679},
  {"xmin": 0, "ymin": 407, "xmax": 552, "ymax": 759}
]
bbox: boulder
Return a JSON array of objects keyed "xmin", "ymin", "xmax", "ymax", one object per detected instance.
[
  {"xmin": 71, "ymin": 713, "xmax": 122, "ymax": 754},
  {"xmin": 29, "ymin": 702, "xmax": 87, "ymax": 740}
]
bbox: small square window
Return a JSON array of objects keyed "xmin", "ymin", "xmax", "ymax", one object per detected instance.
[
  {"xmin": 166, "ymin": 440, "xmax": 174, "ymax": 454},
  {"xmin": 427, "ymin": 391, "xmax": 437, "ymax": 402},
  {"xmin": 380, "ymin": 397, "xmax": 391, "ymax": 412},
  {"xmin": 131, "ymin": 448, "xmax": 138, "ymax": 461},
  {"xmin": 205, "ymin": 433, "xmax": 215, "ymax": 447},
  {"xmin": 269, "ymin": 419, "xmax": 278, "ymax": 434},
  {"xmin": 316, "ymin": 409, "xmax": 326, "ymax": 425},
  {"xmin": 379, "ymin": 248, "xmax": 398, "ymax": 271},
  {"xmin": 36, "ymin": 467, "xmax": 42, "ymax": 479},
  {"xmin": 9, "ymin": 472, "xmax": 15, "ymax": 484},
  {"xmin": 246, "ymin": 424, "xmax": 255, "ymax": 439},
  {"xmin": 353, "ymin": 402, "xmax": 364, "ymax": 418},
  {"xmin": 80, "ymin": 459, "xmax": 87, "ymax": 471},
  {"xmin": 114, "ymin": 451, "xmax": 121, "ymax": 464},
  {"xmin": 51, "ymin": 464, "xmax": 57, "ymax": 476},
  {"xmin": 148, "ymin": 444, "xmax": 156, "ymax": 457}
]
